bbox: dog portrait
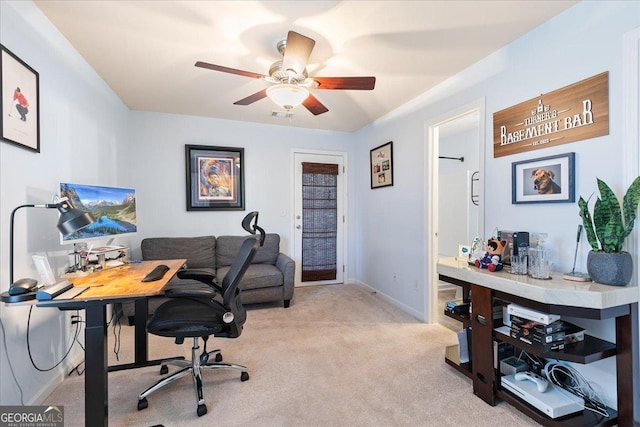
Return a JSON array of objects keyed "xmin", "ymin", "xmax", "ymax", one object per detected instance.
[
  {"xmin": 531, "ymin": 168, "xmax": 561, "ymax": 194},
  {"xmin": 512, "ymin": 153, "xmax": 575, "ymax": 204}
]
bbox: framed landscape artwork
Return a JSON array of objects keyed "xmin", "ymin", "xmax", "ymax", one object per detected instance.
[{"xmin": 185, "ymin": 144, "xmax": 245, "ymax": 210}]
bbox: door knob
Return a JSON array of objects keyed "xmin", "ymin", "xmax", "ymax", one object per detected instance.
[{"xmin": 296, "ymin": 225, "xmax": 301, "ymax": 229}]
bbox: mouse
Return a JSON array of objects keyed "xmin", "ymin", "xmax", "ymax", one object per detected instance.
[{"xmin": 9, "ymin": 278, "xmax": 38, "ymax": 295}]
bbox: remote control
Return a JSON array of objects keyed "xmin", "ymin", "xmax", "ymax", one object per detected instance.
[{"xmin": 514, "ymin": 371, "xmax": 549, "ymax": 393}]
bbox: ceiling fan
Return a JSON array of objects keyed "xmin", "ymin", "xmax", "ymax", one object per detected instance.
[{"xmin": 195, "ymin": 31, "xmax": 376, "ymax": 116}]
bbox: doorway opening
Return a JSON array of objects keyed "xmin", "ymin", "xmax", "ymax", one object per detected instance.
[
  {"xmin": 425, "ymin": 99, "xmax": 485, "ymax": 325},
  {"xmin": 293, "ymin": 151, "xmax": 346, "ymax": 287}
]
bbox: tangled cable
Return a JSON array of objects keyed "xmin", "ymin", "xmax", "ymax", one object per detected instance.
[{"xmin": 543, "ymin": 360, "xmax": 609, "ymax": 418}]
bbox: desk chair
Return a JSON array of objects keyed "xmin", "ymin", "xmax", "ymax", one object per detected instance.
[{"xmin": 137, "ymin": 212, "xmax": 265, "ymax": 417}]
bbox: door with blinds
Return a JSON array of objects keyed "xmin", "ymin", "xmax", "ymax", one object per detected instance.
[{"xmin": 293, "ymin": 152, "xmax": 345, "ymax": 286}]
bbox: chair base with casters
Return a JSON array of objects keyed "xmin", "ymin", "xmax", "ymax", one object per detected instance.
[{"xmin": 137, "ymin": 335, "xmax": 249, "ymax": 417}]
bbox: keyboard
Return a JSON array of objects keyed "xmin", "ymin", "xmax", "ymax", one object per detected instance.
[
  {"xmin": 142, "ymin": 264, "xmax": 170, "ymax": 282},
  {"xmin": 36, "ymin": 281, "xmax": 74, "ymax": 301}
]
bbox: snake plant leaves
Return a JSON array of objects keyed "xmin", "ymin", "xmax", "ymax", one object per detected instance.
[
  {"xmin": 579, "ymin": 195, "xmax": 599, "ymax": 251},
  {"xmin": 580, "ymin": 177, "xmax": 640, "ymax": 253},
  {"xmin": 621, "ymin": 175, "xmax": 640, "ymax": 241}
]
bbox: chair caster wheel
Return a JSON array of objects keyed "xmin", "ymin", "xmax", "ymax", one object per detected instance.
[
  {"xmin": 241, "ymin": 371, "xmax": 249, "ymax": 381},
  {"xmin": 197, "ymin": 404, "xmax": 207, "ymax": 417},
  {"xmin": 137, "ymin": 398, "xmax": 148, "ymax": 411},
  {"xmin": 160, "ymin": 365, "xmax": 168, "ymax": 375},
  {"xmin": 215, "ymin": 353, "xmax": 223, "ymax": 362}
]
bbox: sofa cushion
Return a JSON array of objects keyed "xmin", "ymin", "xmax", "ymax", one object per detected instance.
[
  {"xmin": 216, "ymin": 233, "xmax": 280, "ymax": 267},
  {"xmin": 217, "ymin": 264, "xmax": 283, "ymax": 290},
  {"xmin": 141, "ymin": 236, "xmax": 216, "ymax": 269}
]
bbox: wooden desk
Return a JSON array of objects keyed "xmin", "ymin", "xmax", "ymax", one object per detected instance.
[{"xmin": 37, "ymin": 259, "xmax": 186, "ymax": 427}]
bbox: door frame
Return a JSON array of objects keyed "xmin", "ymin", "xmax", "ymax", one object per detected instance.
[
  {"xmin": 424, "ymin": 98, "xmax": 485, "ymax": 323},
  {"xmin": 291, "ymin": 149, "xmax": 348, "ymax": 287}
]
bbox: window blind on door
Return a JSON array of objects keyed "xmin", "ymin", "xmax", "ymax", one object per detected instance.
[{"xmin": 301, "ymin": 162, "xmax": 338, "ymax": 282}]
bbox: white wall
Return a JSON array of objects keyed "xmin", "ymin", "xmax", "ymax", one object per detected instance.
[
  {"xmin": 126, "ymin": 111, "xmax": 355, "ymax": 266},
  {"xmin": 0, "ymin": 1, "xmax": 130, "ymax": 405},
  {"xmin": 354, "ymin": 0, "xmax": 640, "ymax": 413},
  {"xmin": 438, "ymin": 127, "xmax": 480, "ymax": 258}
]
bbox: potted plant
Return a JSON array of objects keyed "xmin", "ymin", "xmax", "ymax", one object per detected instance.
[{"xmin": 578, "ymin": 176, "xmax": 640, "ymax": 285}]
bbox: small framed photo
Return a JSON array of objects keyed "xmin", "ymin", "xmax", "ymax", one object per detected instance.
[
  {"xmin": 512, "ymin": 152, "xmax": 575, "ymax": 204},
  {"xmin": 0, "ymin": 44, "xmax": 40, "ymax": 152},
  {"xmin": 185, "ymin": 145, "xmax": 244, "ymax": 210},
  {"xmin": 370, "ymin": 141, "xmax": 394, "ymax": 189}
]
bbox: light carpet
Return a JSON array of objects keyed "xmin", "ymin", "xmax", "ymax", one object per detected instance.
[{"xmin": 44, "ymin": 283, "xmax": 540, "ymax": 426}]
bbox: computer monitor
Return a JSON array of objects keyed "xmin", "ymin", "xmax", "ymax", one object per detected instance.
[{"xmin": 59, "ymin": 182, "xmax": 137, "ymax": 244}]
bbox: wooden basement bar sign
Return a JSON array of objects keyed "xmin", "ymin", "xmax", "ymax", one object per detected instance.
[{"xmin": 493, "ymin": 72, "xmax": 609, "ymax": 158}]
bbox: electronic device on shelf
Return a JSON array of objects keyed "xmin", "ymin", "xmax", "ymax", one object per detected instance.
[
  {"xmin": 59, "ymin": 182, "xmax": 137, "ymax": 245},
  {"xmin": 501, "ymin": 373, "xmax": 583, "ymax": 419}
]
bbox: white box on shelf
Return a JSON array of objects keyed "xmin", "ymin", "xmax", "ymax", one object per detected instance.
[
  {"xmin": 501, "ymin": 374, "xmax": 583, "ymax": 419},
  {"xmin": 507, "ymin": 304, "xmax": 560, "ymax": 325}
]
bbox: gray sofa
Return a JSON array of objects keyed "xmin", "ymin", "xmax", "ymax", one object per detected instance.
[{"xmin": 119, "ymin": 233, "xmax": 294, "ymax": 325}]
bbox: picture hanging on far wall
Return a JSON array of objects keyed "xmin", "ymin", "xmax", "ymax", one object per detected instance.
[
  {"xmin": 0, "ymin": 44, "xmax": 40, "ymax": 153},
  {"xmin": 512, "ymin": 152, "xmax": 575, "ymax": 204},
  {"xmin": 185, "ymin": 144, "xmax": 245, "ymax": 210},
  {"xmin": 370, "ymin": 141, "xmax": 394, "ymax": 189}
]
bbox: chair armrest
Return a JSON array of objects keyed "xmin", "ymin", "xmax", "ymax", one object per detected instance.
[
  {"xmin": 164, "ymin": 284, "xmax": 217, "ymax": 299},
  {"xmin": 177, "ymin": 269, "xmax": 221, "ymax": 291}
]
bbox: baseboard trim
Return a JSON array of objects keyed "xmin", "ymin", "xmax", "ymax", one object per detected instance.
[{"xmin": 352, "ymin": 280, "xmax": 426, "ymax": 322}]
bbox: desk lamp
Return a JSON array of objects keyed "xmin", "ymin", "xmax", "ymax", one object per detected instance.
[{"xmin": 3, "ymin": 197, "xmax": 95, "ymax": 302}]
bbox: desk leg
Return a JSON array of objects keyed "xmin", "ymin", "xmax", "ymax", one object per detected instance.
[
  {"xmin": 134, "ymin": 298, "xmax": 148, "ymax": 365},
  {"xmin": 84, "ymin": 303, "xmax": 108, "ymax": 427}
]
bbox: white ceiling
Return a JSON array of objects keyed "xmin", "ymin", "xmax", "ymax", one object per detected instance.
[{"xmin": 34, "ymin": 0, "xmax": 577, "ymax": 132}]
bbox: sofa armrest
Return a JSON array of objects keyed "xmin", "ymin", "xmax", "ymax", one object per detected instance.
[{"xmin": 275, "ymin": 253, "xmax": 295, "ymax": 301}]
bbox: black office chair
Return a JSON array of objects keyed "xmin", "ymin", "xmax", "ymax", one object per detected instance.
[{"xmin": 137, "ymin": 211, "xmax": 265, "ymax": 417}]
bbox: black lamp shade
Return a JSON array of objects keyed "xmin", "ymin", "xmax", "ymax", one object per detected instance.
[{"xmin": 56, "ymin": 202, "xmax": 95, "ymax": 235}]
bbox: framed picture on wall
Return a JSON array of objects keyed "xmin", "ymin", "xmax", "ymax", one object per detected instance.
[
  {"xmin": 512, "ymin": 152, "xmax": 575, "ymax": 204},
  {"xmin": 185, "ymin": 144, "xmax": 245, "ymax": 210},
  {"xmin": 370, "ymin": 141, "xmax": 393, "ymax": 189},
  {"xmin": 0, "ymin": 44, "xmax": 40, "ymax": 152}
]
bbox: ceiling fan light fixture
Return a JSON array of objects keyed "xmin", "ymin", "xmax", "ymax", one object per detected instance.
[{"xmin": 266, "ymin": 84, "xmax": 309, "ymax": 110}]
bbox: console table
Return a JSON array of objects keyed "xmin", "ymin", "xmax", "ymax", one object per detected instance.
[{"xmin": 437, "ymin": 257, "xmax": 638, "ymax": 427}]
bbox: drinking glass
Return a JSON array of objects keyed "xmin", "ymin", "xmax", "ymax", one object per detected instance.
[{"xmin": 529, "ymin": 247, "xmax": 550, "ymax": 279}]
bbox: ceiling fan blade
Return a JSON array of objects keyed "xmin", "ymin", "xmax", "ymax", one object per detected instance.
[
  {"xmin": 234, "ymin": 89, "xmax": 268, "ymax": 106},
  {"xmin": 282, "ymin": 31, "xmax": 315, "ymax": 78},
  {"xmin": 314, "ymin": 77, "xmax": 376, "ymax": 90},
  {"xmin": 195, "ymin": 61, "xmax": 265, "ymax": 79},
  {"xmin": 303, "ymin": 94, "xmax": 329, "ymax": 116}
]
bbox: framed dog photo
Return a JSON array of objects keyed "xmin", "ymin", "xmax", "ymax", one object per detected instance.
[
  {"xmin": 0, "ymin": 44, "xmax": 40, "ymax": 152},
  {"xmin": 512, "ymin": 152, "xmax": 575, "ymax": 204},
  {"xmin": 185, "ymin": 144, "xmax": 244, "ymax": 210},
  {"xmin": 370, "ymin": 141, "xmax": 393, "ymax": 189}
]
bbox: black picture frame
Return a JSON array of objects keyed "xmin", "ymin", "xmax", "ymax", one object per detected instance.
[
  {"xmin": 512, "ymin": 152, "xmax": 575, "ymax": 204},
  {"xmin": 185, "ymin": 144, "xmax": 245, "ymax": 210},
  {"xmin": 0, "ymin": 44, "xmax": 40, "ymax": 152},
  {"xmin": 370, "ymin": 141, "xmax": 393, "ymax": 189}
]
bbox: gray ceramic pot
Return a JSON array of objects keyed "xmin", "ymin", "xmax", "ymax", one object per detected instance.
[{"xmin": 587, "ymin": 251, "xmax": 633, "ymax": 286}]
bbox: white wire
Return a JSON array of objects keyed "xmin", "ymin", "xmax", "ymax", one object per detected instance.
[{"xmin": 543, "ymin": 361, "xmax": 609, "ymax": 418}]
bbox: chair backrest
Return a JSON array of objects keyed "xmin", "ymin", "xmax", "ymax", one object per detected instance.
[{"xmin": 220, "ymin": 211, "xmax": 265, "ymax": 330}]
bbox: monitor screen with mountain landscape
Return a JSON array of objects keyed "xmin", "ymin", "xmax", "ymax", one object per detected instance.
[{"xmin": 59, "ymin": 182, "xmax": 137, "ymax": 244}]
